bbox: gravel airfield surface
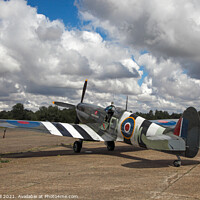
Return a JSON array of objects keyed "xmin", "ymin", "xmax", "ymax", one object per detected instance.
[{"xmin": 0, "ymin": 129, "xmax": 200, "ymax": 200}]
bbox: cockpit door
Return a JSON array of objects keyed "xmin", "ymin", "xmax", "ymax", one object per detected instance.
[{"xmin": 109, "ymin": 117, "xmax": 118, "ymax": 133}]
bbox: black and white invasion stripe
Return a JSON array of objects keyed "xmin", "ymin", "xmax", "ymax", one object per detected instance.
[{"xmin": 41, "ymin": 122, "xmax": 104, "ymax": 141}]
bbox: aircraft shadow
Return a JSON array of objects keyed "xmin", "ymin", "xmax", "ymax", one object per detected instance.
[
  {"xmin": 122, "ymin": 159, "xmax": 200, "ymax": 168},
  {"xmin": 1, "ymin": 144, "xmax": 199, "ymax": 168},
  {"xmin": 0, "ymin": 145, "xmax": 143, "ymax": 159}
]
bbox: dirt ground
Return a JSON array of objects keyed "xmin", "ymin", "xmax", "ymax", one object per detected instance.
[{"xmin": 0, "ymin": 129, "xmax": 200, "ymax": 200}]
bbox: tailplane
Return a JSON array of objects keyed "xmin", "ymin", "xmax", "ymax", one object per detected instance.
[{"xmin": 174, "ymin": 107, "xmax": 200, "ymax": 158}]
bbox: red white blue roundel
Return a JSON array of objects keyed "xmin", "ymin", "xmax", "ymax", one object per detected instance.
[{"xmin": 120, "ymin": 117, "xmax": 135, "ymax": 139}]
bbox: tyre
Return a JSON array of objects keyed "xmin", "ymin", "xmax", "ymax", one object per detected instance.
[
  {"xmin": 73, "ymin": 141, "xmax": 82, "ymax": 153},
  {"xmin": 107, "ymin": 141, "xmax": 115, "ymax": 151},
  {"xmin": 173, "ymin": 160, "xmax": 181, "ymax": 167}
]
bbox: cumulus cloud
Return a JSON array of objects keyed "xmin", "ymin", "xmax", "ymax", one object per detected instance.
[
  {"xmin": 0, "ymin": 0, "xmax": 141, "ymax": 111},
  {"xmin": 77, "ymin": 0, "xmax": 200, "ymax": 112},
  {"xmin": 137, "ymin": 53, "xmax": 200, "ymax": 111},
  {"xmin": 77, "ymin": 0, "xmax": 200, "ymax": 76},
  {"xmin": 0, "ymin": 0, "xmax": 199, "ymax": 113},
  {"xmin": 0, "ymin": 45, "xmax": 20, "ymax": 74},
  {"xmin": 36, "ymin": 20, "xmax": 64, "ymax": 41},
  {"xmin": 138, "ymin": 54, "xmax": 200, "ymax": 100}
]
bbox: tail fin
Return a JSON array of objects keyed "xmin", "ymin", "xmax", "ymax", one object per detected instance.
[{"xmin": 174, "ymin": 107, "xmax": 200, "ymax": 158}]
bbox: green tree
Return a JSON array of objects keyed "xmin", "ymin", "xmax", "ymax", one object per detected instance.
[
  {"xmin": 35, "ymin": 106, "xmax": 48, "ymax": 121},
  {"xmin": 60, "ymin": 108, "xmax": 76, "ymax": 123},
  {"xmin": 170, "ymin": 112, "xmax": 181, "ymax": 119},
  {"xmin": 24, "ymin": 109, "xmax": 37, "ymax": 120},
  {"xmin": 47, "ymin": 106, "xmax": 61, "ymax": 122},
  {"xmin": 0, "ymin": 110, "xmax": 12, "ymax": 119},
  {"xmin": 11, "ymin": 103, "xmax": 25, "ymax": 120}
]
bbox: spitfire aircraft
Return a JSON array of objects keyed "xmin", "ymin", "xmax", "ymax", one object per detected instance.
[{"xmin": 0, "ymin": 80, "xmax": 200, "ymax": 167}]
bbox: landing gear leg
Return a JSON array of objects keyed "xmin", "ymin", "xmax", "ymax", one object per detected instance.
[
  {"xmin": 173, "ymin": 155, "xmax": 181, "ymax": 167},
  {"xmin": 73, "ymin": 140, "xmax": 83, "ymax": 153},
  {"xmin": 106, "ymin": 141, "xmax": 115, "ymax": 151}
]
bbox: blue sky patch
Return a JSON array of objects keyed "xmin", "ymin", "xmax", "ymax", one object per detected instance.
[
  {"xmin": 138, "ymin": 66, "xmax": 148, "ymax": 86},
  {"xmin": 27, "ymin": 0, "xmax": 80, "ymax": 28}
]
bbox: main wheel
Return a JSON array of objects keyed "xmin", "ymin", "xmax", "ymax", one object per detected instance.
[
  {"xmin": 73, "ymin": 141, "xmax": 82, "ymax": 153},
  {"xmin": 106, "ymin": 141, "xmax": 115, "ymax": 151},
  {"xmin": 173, "ymin": 160, "xmax": 181, "ymax": 167}
]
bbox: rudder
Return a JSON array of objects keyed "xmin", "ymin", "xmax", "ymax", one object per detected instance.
[{"xmin": 174, "ymin": 107, "xmax": 200, "ymax": 158}]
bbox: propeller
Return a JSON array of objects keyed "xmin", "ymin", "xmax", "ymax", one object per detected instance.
[
  {"xmin": 81, "ymin": 79, "xmax": 87, "ymax": 103},
  {"xmin": 53, "ymin": 101, "xmax": 75, "ymax": 109},
  {"xmin": 125, "ymin": 96, "xmax": 128, "ymax": 111},
  {"xmin": 53, "ymin": 79, "xmax": 88, "ymax": 108},
  {"xmin": 76, "ymin": 79, "xmax": 88, "ymax": 124},
  {"xmin": 53, "ymin": 79, "xmax": 88, "ymax": 124}
]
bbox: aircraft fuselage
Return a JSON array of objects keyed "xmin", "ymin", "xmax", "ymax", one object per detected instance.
[{"xmin": 76, "ymin": 103, "xmax": 186, "ymax": 154}]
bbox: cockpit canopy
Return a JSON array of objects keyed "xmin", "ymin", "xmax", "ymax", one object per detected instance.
[{"xmin": 76, "ymin": 103, "xmax": 125, "ymax": 124}]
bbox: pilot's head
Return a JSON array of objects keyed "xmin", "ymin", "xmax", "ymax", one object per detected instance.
[{"xmin": 111, "ymin": 102, "xmax": 114, "ymax": 105}]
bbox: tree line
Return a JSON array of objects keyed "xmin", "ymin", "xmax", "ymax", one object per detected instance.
[
  {"xmin": 135, "ymin": 110, "xmax": 182, "ymax": 120},
  {"xmin": 0, "ymin": 103, "xmax": 76, "ymax": 123},
  {"xmin": 0, "ymin": 103, "xmax": 199, "ymax": 122}
]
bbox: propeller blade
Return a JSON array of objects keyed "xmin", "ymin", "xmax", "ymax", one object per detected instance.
[
  {"xmin": 53, "ymin": 101, "xmax": 75, "ymax": 109},
  {"xmin": 125, "ymin": 96, "xmax": 128, "ymax": 111},
  {"xmin": 81, "ymin": 79, "xmax": 88, "ymax": 103}
]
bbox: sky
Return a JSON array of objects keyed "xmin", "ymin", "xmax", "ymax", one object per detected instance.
[{"xmin": 0, "ymin": 0, "xmax": 200, "ymax": 113}]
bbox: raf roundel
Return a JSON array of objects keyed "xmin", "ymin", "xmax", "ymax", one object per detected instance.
[{"xmin": 120, "ymin": 117, "xmax": 135, "ymax": 139}]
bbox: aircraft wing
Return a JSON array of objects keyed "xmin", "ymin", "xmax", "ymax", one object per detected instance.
[
  {"xmin": 0, "ymin": 119, "xmax": 115, "ymax": 142},
  {"xmin": 150, "ymin": 119, "xmax": 178, "ymax": 128}
]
